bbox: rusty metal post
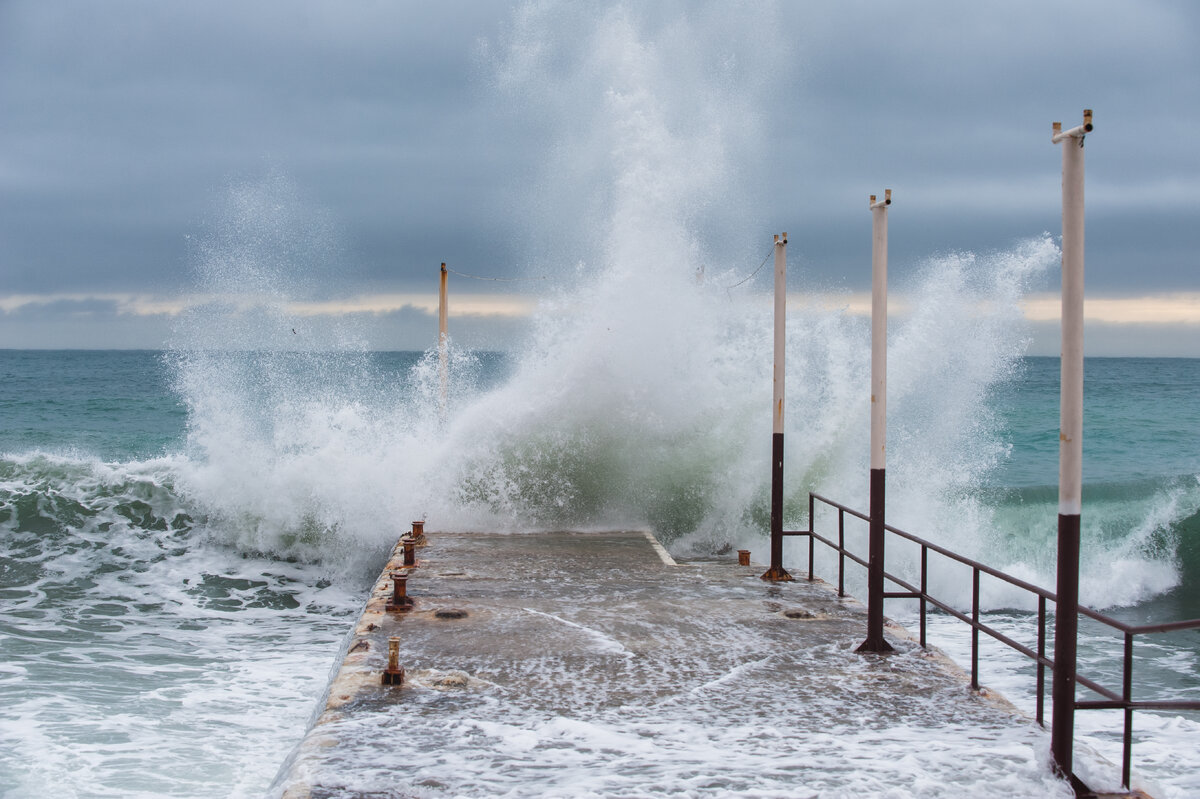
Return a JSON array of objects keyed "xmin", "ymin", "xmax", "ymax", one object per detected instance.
[
  {"xmin": 402, "ymin": 536, "xmax": 416, "ymax": 567},
  {"xmin": 411, "ymin": 520, "xmax": 427, "ymax": 546},
  {"xmin": 381, "ymin": 636, "xmax": 405, "ymax": 685},
  {"xmin": 386, "ymin": 571, "xmax": 414, "ymax": 612},
  {"xmin": 1050, "ymin": 109, "xmax": 1093, "ymax": 783},
  {"xmin": 762, "ymin": 233, "xmax": 793, "ymax": 582},
  {"xmin": 858, "ymin": 190, "xmax": 894, "ymax": 654},
  {"xmin": 738, "ymin": 550, "xmax": 751, "ymax": 566}
]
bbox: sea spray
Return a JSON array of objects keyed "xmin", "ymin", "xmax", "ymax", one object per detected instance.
[
  {"xmin": 429, "ymin": 0, "xmax": 1076, "ymax": 607},
  {"xmin": 167, "ymin": 172, "xmax": 400, "ymax": 565},
  {"xmin": 485, "ymin": 2, "xmax": 780, "ymax": 283},
  {"xmin": 158, "ymin": 4, "xmax": 1192, "ymax": 618}
]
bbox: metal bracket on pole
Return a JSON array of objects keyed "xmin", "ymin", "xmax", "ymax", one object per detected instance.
[
  {"xmin": 1050, "ymin": 110, "xmax": 1092, "ymax": 788},
  {"xmin": 762, "ymin": 232, "xmax": 794, "ymax": 583},
  {"xmin": 1051, "ymin": 109, "xmax": 1093, "ymax": 144},
  {"xmin": 857, "ymin": 189, "xmax": 894, "ymax": 654}
]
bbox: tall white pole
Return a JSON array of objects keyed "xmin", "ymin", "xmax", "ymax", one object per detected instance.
[
  {"xmin": 439, "ymin": 263, "xmax": 448, "ymax": 416},
  {"xmin": 763, "ymin": 233, "xmax": 793, "ymax": 582},
  {"xmin": 1055, "ymin": 114, "xmax": 1089, "ymax": 520},
  {"xmin": 858, "ymin": 190, "xmax": 894, "ymax": 653},
  {"xmin": 773, "ymin": 232, "xmax": 786, "ymax": 439},
  {"xmin": 1050, "ymin": 110, "xmax": 1092, "ymax": 783},
  {"xmin": 870, "ymin": 190, "xmax": 890, "ymax": 475}
]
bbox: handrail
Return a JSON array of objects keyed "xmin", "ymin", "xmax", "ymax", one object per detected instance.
[
  {"xmin": 798, "ymin": 491, "xmax": 1200, "ymax": 791},
  {"xmin": 811, "ymin": 492, "xmax": 1057, "ymax": 600}
]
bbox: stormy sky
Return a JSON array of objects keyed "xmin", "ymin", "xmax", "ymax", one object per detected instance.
[{"xmin": 1, "ymin": 0, "xmax": 1198, "ymax": 353}]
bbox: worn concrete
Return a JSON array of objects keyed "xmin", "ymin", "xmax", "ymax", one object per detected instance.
[{"xmin": 273, "ymin": 530, "xmax": 1077, "ymax": 798}]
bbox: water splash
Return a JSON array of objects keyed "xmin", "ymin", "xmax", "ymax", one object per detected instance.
[{"xmin": 163, "ymin": 4, "xmax": 1185, "ymax": 617}]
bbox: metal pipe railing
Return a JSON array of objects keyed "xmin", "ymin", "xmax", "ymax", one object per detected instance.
[{"xmin": 792, "ymin": 490, "xmax": 1200, "ymax": 791}]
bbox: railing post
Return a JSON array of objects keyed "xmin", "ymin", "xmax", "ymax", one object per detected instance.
[
  {"xmin": 808, "ymin": 493, "xmax": 816, "ymax": 580},
  {"xmin": 1038, "ymin": 595, "xmax": 1047, "ymax": 726},
  {"xmin": 837, "ymin": 509, "xmax": 845, "ymax": 597},
  {"xmin": 762, "ymin": 233, "xmax": 793, "ymax": 582},
  {"xmin": 1123, "ymin": 631, "xmax": 1134, "ymax": 787},
  {"xmin": 858, "ymin": 191, "xmax": 893, "ymax": 653},
  {"xmin": 1050, "ymin": 110, "xmax": 1092, "ymax": 782},
  {"xmin": 971, "ymin": 567, "xmax": 980, "ymax": 689},
  {"xmin": 919, "ymin": 545, "xmax": 928, "ymax": 647}
]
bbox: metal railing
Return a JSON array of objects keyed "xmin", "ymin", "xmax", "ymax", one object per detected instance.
[{"xmin": 782, "ymin": 491, "xmax": 1200, "ymax": 790}]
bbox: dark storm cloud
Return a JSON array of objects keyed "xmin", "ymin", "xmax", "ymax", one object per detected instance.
[
  {"xmin": 755, "ymin": 0, "xmax": 1200, "ymax": 288},
  {"xmin": 0, "ymin": 1, "xmax": 514, "ymax": 294},
  {"xmin": 785, "ymin": 2, "xmax": 1199, "ymax": 284},
  {"xmin": 3, "ymin": 297, "xmax": 122, "ymax": 318},
  {"xmin": 0, "ymin": 295, "xmax": 175, "ymax": 349}
]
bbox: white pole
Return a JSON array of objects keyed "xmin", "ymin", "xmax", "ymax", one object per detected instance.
[
  {"xmin": 764, "ymin": 233, "xmax": 793, "ymax": 582},
  {"xmin": 870, "ymin": 190, "xmax": 890, "ymax": 473},
  {"xmin": 858, "ymin": 190, "xmax": 893, "ymax": 653},
  {"xmin": 773, "ymin": 233, "xmax": 786, "ymax": 438},
  {"xmin": 1053, "ymin": 115, "xmax": 1090, "ymax": 518},
  {"xmin": 1050, "ymin": 108, "xmax": 1092, "ymax": 783}
]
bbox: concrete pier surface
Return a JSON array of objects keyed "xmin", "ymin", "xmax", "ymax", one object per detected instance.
[{"xmin": 273, "ymin": 530, "xmax": 1077, "ymax": 798}]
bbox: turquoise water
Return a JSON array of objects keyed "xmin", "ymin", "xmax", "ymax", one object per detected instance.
[
  {"xmin": 989, "ymin": 357, "xmax": 1200, "ymax": 621},
  {"xmin": 0, "ymin": 350, "xmax": 185, "ymax": 460},
  {"xmin": 1, "ymin": 348, "xmax": 1197, "ymax": 797},
  {"xmin": 995, "ymin": 357, "xmax": 1200, "ymax": 489}
]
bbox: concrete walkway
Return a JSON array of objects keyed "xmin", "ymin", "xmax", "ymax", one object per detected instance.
[{"xmin": 273, "ymin": 530, "xmax": 1074, "ymax": 798}]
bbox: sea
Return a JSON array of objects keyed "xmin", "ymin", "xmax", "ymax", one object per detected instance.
[
  {"xmin": 3, "ymin": 4, "xmax": 1198, "ymax": 795},
  {"xmin": 1, "ymin": 344, "xmax": 1197, "ymax": 798}
]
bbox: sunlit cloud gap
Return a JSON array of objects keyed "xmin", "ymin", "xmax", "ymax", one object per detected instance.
[
  {"xmin": 0, "ymin": 292, "xmax": 537, "ymax": 318},
  {"xmin": 817, "ymin": 292, "xmax": 1200, "ymax": 326},
  {"xmin": 3, "ymin": 292, "xmax": 1200, "ymax": 326}
]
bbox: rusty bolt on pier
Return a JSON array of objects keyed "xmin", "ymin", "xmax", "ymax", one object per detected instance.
[
  {"xmin": 402, "ymin": 536, "xmax": 417, "ymax": 567},
  {"xmin": 381, "ymin": 637, "xmax": 404, "ymax": 686},
  {"xmin": 737, "ymin": 550, "xmax": 751, "ymax": 567},
  {"xmin": 386, "ymin": 572, "xmax": 414, "ymax": 612},
  {"xmin": 411, "ymin": 520, "xmax": 427, "ymax": 546}
]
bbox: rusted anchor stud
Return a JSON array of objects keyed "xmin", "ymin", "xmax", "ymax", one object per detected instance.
[
  {"xmin": 402, "ymin": 536, "xmax": 416, "ymax": 567},
  {"xmin": 386, "ymin": 571, "xmax": 414, "ymax": 612},
  {"xmin": 411, "ymin": 520, "xmax": 427, "ymax": 546},
  {"xmin": 381, "ymin": 637, "xmax": 405, "ymax": 686},
  {"xmin": 738, "ymin": 550, "xmax": 751, "ymax": 567}
]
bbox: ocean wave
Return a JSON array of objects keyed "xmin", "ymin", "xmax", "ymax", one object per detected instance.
[{"xmin": 0, "ymin": 451, "xmax": 366, "ymax": 799}]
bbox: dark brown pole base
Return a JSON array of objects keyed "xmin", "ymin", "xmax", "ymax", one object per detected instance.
[
  {"xmin": 854, "ymin": 633, "xmax": 894, "ymax": 654},
  {"xmin": 760, "ymin": 565, "xmax": 794, "ymax": 582},
  {"xmin": 763, "ymin": 432, "xmax": 793, "ymax": 582},
  {"xmin": 857, "ymin": 468, "xmax": 893, "ymax": 653},
  {"xmin": 1051, "ymin": 512, "xmax": 1081, "ymax": 784}
]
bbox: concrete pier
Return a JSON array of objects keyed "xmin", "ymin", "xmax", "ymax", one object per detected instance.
[{"xmin": 274, "ymin": 530, "xmax": 1074, "ymax": 798}]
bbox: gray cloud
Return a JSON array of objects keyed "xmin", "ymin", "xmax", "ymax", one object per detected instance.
[
  {"xmin": 0, "ymin": 297, "xmax": 175, "ymax": 349},
  {"xmin": 1, "ymin": 1, "xmax": 1197, "ymax": 349}
]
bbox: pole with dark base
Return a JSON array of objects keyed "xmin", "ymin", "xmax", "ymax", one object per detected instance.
[
  {"xmin": 762, "ymin": 233, "xmax": 793, "ymax": 582},
  {"xmin": 1050, "ymin": 110, "xmax": 1092, "ymax": 784},
  {"xmin": 858, "ymin": 191, "xmax": 894, "ymax": 654}
]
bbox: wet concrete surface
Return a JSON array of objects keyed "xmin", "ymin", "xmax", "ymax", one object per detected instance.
[{"xmin": 274, "ymin": 530, "xmax": 1072, "ymax": 798}]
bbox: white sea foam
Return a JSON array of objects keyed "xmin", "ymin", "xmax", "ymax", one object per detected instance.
[
  {"xmin": 0, "ymin": 453, "xmax": 366, "ymax": 799},
  {"xmin": 914, "ymin": 612, "xmax": 1200, "ymax": 799}
]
